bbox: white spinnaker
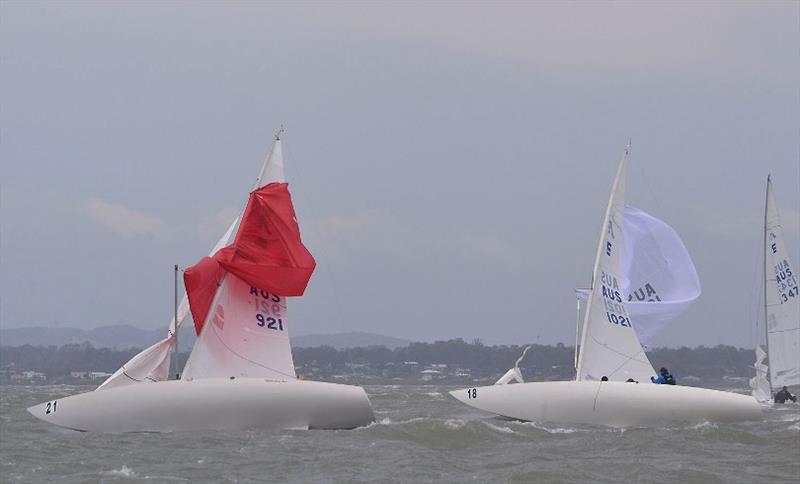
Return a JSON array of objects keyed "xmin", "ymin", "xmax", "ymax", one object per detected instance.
[
  {"xmin": 97, "ymin": 217, "xmax": 239, "ymax": 391},
  {"xmin": 620, "ymin": 206, "xmax": 701, "ymax": 347},
  {"xmin": 749, "ymin": 345, "xmax": 771, "ymax": 402},
  {"xmin": 764, "ymin": 177, "xmax": 800, "ymax": 388},
  {"xmin": 182, "ymin": 135, "xmax": 298, "ymax": 381},
  {"xmin": 574, "ymin": 207, "xmax": 701, "ymax": 349},
  {"xmin": 576, "ymin": 149, "xmax": 656, "ymax": 382}
]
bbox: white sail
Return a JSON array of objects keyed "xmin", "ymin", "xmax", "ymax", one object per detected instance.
[
  {"xmin": 576, "ymin": 148, "xmax": 656, "ymax": 382},
  {"xmin": 97, "ymin": 218, "xmax": 239, "ymax": 391},
  {"xmin": 764, "ymin": 176, "xmax": 800, "ymax": 389},
  {"xmin": 749, "ymin": 345, "xmax": 771, "ymax": 402},
  {"xmin": 620, "ymin": 206, "xmax": 701, "ymax": 347},
  {"xmin": 180, "ymin": 275, "xmax": 296, "ymax": 380},
  {"xmin": 182, "ymin": 136, "xmax": 297, "ymax": 381},
  {"xmin": 574, "ymin": 207, "xmax": 701, "ymax": 348}
]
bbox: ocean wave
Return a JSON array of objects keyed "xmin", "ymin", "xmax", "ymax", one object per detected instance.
[
  {"xmin": 688, "ymin": 420, "xmax": 718, "ymax": 431},
  {"xmin": 443, "ymin": 418, "xmax": 466, "ymax": 429},
  {"xmin": 483, "ymin": 422, "xmax": 515, "ymax": 434},
  {"xmin": 517, "ymin": 421, "xmax": 584, "ymax": 434},
  {"xmin": 102, "ymin": 465, "xmax": 136, "ymax": 478}
]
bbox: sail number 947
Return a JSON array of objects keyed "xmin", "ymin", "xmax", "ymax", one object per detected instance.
[{"xmin": 256, "ymin": 314, "xmax": 284, "ymax": 331}]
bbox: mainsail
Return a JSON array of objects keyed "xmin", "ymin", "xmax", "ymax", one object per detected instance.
[
  {"xmin": 97, "ymin": 217, "xmax": 239, "ymax": 391},
  {"xmin": 576, "ymin": 148, "xmax": 657, "ymax": 382},
  {"xmin": 762, "ymin": 176, "xmax": 800, "ymax": 389},
  {"xmin": 182, "ymin": 136, "xmax": 316, "ymax": 381}
]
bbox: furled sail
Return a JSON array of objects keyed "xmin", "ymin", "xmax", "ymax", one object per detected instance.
[
  {"xmin": 749, "ymin": 345, "xmax": 771, "ymax": 402},
  {"xmin": 576, "ymin": 148, "xmax": 657, "ymax": 382},
  {"xmin": 182, "ymin": 136, "xmax": 316, "ymax": 381},
  {"xmin": 763, "ymin": 176, "xmax": 800, "ymax": 389},
  {"xmin": 574, "ymin": 206, "xmax": 701, "ymax": 348},
  {"xmin": 97, "ymin": 217, "xmax": 238, "ymax": 391}
]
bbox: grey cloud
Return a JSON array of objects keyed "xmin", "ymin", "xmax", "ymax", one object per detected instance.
[{"xmin": 83, "ymin": 198, "xmax": 172, "ymax": 239}]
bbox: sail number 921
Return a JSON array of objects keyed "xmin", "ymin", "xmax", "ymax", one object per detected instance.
[{"xmin": 256, "ymin": 314, "xmax": 284, "ymax": 331}]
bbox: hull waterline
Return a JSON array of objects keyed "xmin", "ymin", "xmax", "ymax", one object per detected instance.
[
  {"xmin": 450, "ymin": 381, "xmax": 762, "ymax": 427},
  {"xmin": 28, "ymin": 378, "xmax": 375, "ymax": 433}
]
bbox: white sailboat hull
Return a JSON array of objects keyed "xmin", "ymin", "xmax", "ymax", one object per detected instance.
[
  {"xmin": 28, "ymin": 378, "xmax": 375, "ymax": 433},
  {"xmin": 450, "ymin": 381, "xmax": 761, "ymax": 427}
]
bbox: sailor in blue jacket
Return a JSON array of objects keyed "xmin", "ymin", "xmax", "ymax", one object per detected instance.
[{"xmin": 650, "ymin": 367, "xmax": 676, "ymax": 385}]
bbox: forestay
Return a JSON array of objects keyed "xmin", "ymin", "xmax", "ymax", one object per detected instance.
[
  {"xmin": 576, "ymin": 149, "xmax": 657, "ymax": 382},
  {"xmin": 182, "ymin": 137, "xmax": 316, "ymax": 381},
  {"xmin": 764, "ymin": 176, "xmax": 800, "ymax": 388},
  {"xmin": 97, "ymin": 218, "xmax": 238, "ymax": 391}
]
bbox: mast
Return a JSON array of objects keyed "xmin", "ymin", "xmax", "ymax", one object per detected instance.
[
  {"xmin": 574, "ymin": 297, "xmax": 581, "ymax": 372},
  {"xmin": 763, "ymin": 174, "xmax": 772, "ymax": 395},
  {"xmin": 173, "ymin": 264, "xmax": 179, "ymax": 379}
]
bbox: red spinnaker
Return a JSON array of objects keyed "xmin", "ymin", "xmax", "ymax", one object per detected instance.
[{"xmin": 184, "ymin": 183, "xmax": 316, "ymax": 335}]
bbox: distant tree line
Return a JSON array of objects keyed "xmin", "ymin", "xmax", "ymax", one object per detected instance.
[{"xmin": 0, "ymin": 339, "xmax": 758, "ymax": 384}]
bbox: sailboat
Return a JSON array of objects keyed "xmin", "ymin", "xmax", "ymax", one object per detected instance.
[
  {"xmin": 750, "ymin": 176, "xmax": 800, "ymax": 402},
  {"xmin": 450, "ymin": 146, "xmax": 762, "ymax": 426},
  {"xmin": 27, "ymin": 132, "xmax": 375, "ymax": 432}
]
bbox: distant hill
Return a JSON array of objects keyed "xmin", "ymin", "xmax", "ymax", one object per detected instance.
[
  {"xmin": 0, "ymin": 325, "xmax": 197, "ymax": 352},
  {"xmin": 0, "ymin": 325, "xmax": 410, "ymax": 351}
]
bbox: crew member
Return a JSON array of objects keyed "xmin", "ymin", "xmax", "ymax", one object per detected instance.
[
  {"xmin": 774, "ymin": 386, "xmax": 797, "ymax": 404},
  {"xmin": 650, "ymin": 367, "xmax": 675, "ymax": 385}
]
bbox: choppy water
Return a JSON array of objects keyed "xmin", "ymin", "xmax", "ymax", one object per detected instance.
[{"xmin": 1, "ymin": 384, "xmax": 798, "ymax": 483}]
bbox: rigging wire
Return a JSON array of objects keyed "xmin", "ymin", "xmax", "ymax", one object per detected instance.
[
  {"xmin": 282, "ymin": 134, "xmax": 359, "ymax": 379},
  {"xmin": 630, "ymin": 148, "xmax": 720, "ymax": 350}
]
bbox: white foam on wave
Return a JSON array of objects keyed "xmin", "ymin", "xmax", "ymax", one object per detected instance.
[
  {"xmin": 424, "ymin": 392, "xmax": 443, "ymax": 398},
  {"xmin": 443, "ymin": 418, "xmax": 466, "ymax": 429},
  {"xmin": 520, "ymin": 421, "xmax": 582, "ymax": 434},
  {"xmin": 363, "ymin": 416, "xmax": 428, "ymax": 428},
  {"xmin": 483, "ymin": 422, "xmax": 515, "ymax": 434},
  {"xmin": 688, "ymin": 420, "xmax": 718, "ymax": 431},
  {"xmin": 102, "ymin": 465, "xmax": 136, "ymax": 478}
]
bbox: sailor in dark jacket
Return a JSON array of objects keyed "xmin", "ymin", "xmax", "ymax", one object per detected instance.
[
  {"xmin": 650, "ymin": 367, "xmax": 676, "ymax": 385},
  {"xmin": 774, "ymin": 386, "xmax": 797, "ymax": 404}
]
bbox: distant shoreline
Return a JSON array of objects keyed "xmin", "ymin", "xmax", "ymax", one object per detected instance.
[{"xmin": 0, "ymin": 340, "xmax": 758, "ymax": 386}]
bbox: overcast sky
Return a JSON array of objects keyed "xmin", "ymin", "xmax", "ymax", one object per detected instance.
[{"xmin": 1, "ymin": 1, "xmax": 798, "ymax": 349}]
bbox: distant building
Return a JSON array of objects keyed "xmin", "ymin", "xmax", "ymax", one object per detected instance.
[
  {"xmin": 12, "ymin": 371, "xmax": 47, "ymax": 381},
  {"xmin": 420, "ymin": 368, "xmax": 441, "ymax": 382}
]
